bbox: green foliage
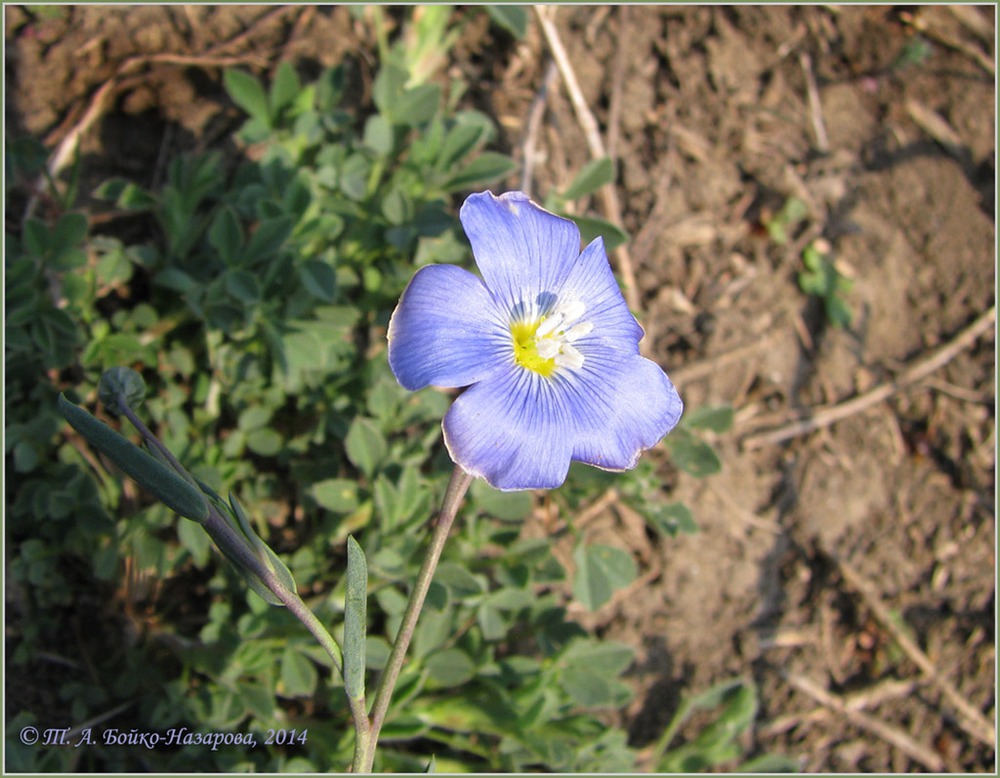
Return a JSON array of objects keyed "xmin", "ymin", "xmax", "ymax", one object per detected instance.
[
  {"xmin": 544, "ymin": 156, "xmax": 630, "ymax": 251},
  {"xmin": 892, "ymin": 35, "xmax": 933, "ymax": 71},
  {"xmin": 573, "ymin": 544, "xmax": 636, "ymax": 611},
  {"xmin": 653, "ymin": 678, "xmax": 799, "ymax": 773},
  {"xmin": 7, "ymin": 6, "xmax": 757, "ymax": 773},
  {"xmin": 763, "ymin": 195, "xmax": 853, "ymax": 329},
  {"xmin": 798, "ymin": 240, "xmax": 853, "ymax": 329},
  {"xmin": 763, "ymin": 196, "xmax": 808, "ymax": 246}
]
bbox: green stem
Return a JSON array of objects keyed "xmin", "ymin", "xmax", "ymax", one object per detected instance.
[
  {"xmin": 200, "ymin": 504, "xmax": 345, "ymax": 672},
  {"xmin": 203, "ymin": 504, "xmax": 372, "ymax": 757},
  {"xmin": 117, "ymin": 394, "xmax": 201, "ymax": 490},
  {"xmin": 112, "ymin": 395, "xmax": 372, "ymax": 764},
  {"xmin": 357, "ymin": 465, "xmax": 473, "ymax": 773}
]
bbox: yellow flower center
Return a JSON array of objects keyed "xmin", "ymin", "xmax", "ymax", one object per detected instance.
[
  {"xmin": 511, "ymin": 319, "xmax": 556, "ymax": 377},
  {"xmin": 509, "ymin": 300, "xmax": 592, "ymax": 378}
]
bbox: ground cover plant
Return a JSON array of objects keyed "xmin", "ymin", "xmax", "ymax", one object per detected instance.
[{"xmin": 6, "ymin": 5, "xmax": 995, "ymax": 773}]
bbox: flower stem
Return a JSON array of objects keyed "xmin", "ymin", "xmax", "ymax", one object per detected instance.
[
  {"xmin": 200, "ymin": 503, "xmax": 371, "ymax": 749},
  {"xmin": 116, "ymin": 394, "xmax": 200, "ymax": 489},
  {"xmin": 357, "ymin": 465, "xmax": 473, "ymax": 772}
]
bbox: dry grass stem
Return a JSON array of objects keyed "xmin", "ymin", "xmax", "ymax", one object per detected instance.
[{"xmin": 742, "ymin": 306, "xmax": 996, "ymax": 448}]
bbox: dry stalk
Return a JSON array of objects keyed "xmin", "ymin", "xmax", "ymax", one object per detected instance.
[
  {"xmin": 534, "ymin": 6, "xmax": 642, "ymax": 318},
  {"xmin": 834, "ymin": 555, "xmax": 996, "ymax": 747},
  {"xmin": 742, "ymin": 306, "xmax": 996, "ymax": 448}
]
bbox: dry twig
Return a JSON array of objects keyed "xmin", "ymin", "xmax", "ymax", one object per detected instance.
[
  {"xmin": 23, "ymin": 7, "xmax": 292, "ymax": 222},
  {"xmin": 520, "ymin": 60, "xmax": 559, "ymax": 198},
  {"xmin": 742, "ymin": 306, "xmax": 996, "ymax": 448},
  {"xmin": 534, "ymin": 6, "xmax": 642, "ymax": 316},
  {"xmin": 784, "ymin": 671, "xmax": 945, "ymax": 771},
  {"xmin": 902, "ymin": 9, "xmax": 996, "ymax": 77},
  {"xmin": 799, "ymin": 51, "xmax": 829, "ymax": 153},
  {"xmin": 833, "ymin": 555, "xmax": 996, "ymax": 748}
]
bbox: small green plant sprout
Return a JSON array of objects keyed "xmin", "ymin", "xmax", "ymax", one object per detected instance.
[
  {"xmin": 798, "ymin": 238, "xmax": 854, "ymax": 329},
  {"xmin": 892, "ymin": 34, "xmax": 933, "ymax": 71},
  {"xmin": 651, "ymin": 677, "xmax": 799, "ymax": 773},
  {"xmin": 763, "ymin": 196, "xmax": 809, "ymax": 246}
]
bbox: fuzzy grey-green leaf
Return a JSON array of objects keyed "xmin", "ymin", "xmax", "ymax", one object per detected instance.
[
  {"xmin": 58, "ymin": 393, "xmax": 208, "ymax": 522},
  {"xmin": 344, "ymin": 535, "xmax": 368, "ymax": 701}
]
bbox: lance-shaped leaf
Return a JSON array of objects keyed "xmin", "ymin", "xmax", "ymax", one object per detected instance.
[
  {"xmin": 58, "ymin": 394, "xmax": 209, "ymax": 523},
  {"xmin": 225, "ymin": 492, "xmax": 298, "ymax": 607},
  {"xmin": 344, "ymin": 535, "xmax": 368, "ymax": 701}
]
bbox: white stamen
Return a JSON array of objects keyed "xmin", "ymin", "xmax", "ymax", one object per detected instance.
[
  {"xmin": 513, "ymin": 296, "xmax": 593, "ymax": 375},
  {"xmin": 557, "ymin": 299, "xmax": 586, "ymax": 324},
  {"xmin": 536, "ymin": 339, "xmax": 560, "ymax": 359},
  {"xmin": 554, "ymin": 344, "xmax": 585, "ymax": 370},
  {"xmin": 535, "ymin": 312, "xmax": 565, "ymax": 338},
  {"xmin": 564, "ymin": 321, "xmax": 594, "ymax": 341}
]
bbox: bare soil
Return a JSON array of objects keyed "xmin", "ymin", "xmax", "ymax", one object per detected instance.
[{"xmin": 6, "ymin": 5, "xmax": 996, "ymax": 772}]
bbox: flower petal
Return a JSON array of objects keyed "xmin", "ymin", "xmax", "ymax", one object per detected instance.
[
  {"xmin": 560, "ymin": 236, "xmax": 644, "ymax": 349},
  {"xmin": 442, "ymin": 365, "xmax": 576, "ymax": 491},
  {"xmin": 459, "ymin": 191, "xmax": 581, "ymax": 308},
  {"xmin": 566, "ymin": 350, "xmax": 683, "ymax": 470},
  {"xmin": 387, "ymin": 264, "xmax": 509, "ymax": 390}
]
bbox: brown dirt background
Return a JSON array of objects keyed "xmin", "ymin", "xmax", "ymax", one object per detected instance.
[{"xmin": 5, "ymin": 5, "xmax": 996, "ymax": 772}]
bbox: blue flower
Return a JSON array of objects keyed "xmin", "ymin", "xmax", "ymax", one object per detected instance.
[{"xmin": 388, "ymin": 191, "xmax": 683, "ymax": 491}]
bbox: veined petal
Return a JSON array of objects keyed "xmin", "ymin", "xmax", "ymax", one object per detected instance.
[
  {"xmin": 387, "ymin": 264, "xmax": 509, "ymax": 390},
  {"xmin": 560, "ymin": 236, "xmax": 644, "ymax": 349},
  {"xmin": 565, "ymin": 350, "xmax": 683, "ymax": 471},
  {"xmin": 459, "ymin": 191, "xmax": 581, "ymax": 308},
  {"xmin": 442, "ymin": 366, "xmax": 575, "ymax": 491}
]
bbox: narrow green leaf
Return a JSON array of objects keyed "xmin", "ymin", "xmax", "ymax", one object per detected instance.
[
  {"xmin": 269, "ymin": 60, "xmax": 300, "ymax": 116},
  {"xmin": 228, "ymin": 492, "xmax": 297, "ymax": 606},
  {"xmin": 344, "ymin": 536, "xmax": 368, "ymax": 701},
  {"xmin": 486, "ymin": 5, "xmax": 529, "ymax": 38},
  {"xmin": 224, "ymin": 69, "xmax": 271, "ymax": 126},
  {"xmin": 58, "ymin": 394, "xmax": 208, "ymax": 523},
  {"xmin": 443, "ymin": 151, "xmax": 516, "ymax": 191},
  {"xmin": 682, "ymin": 405, "xmax": 734, "ymax": 433},
  {"xmin": 562, "ymin": 157, "xmax": 615, "ymax": 201}
]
